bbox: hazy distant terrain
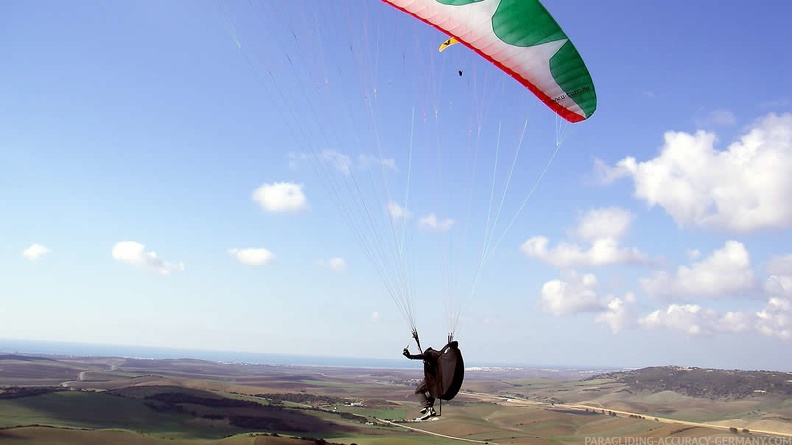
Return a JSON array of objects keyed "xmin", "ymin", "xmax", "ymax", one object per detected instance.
[
  {"xmin": 1, "ymin": 354, "xmax": 791, "ymax": 444},
  {"xmin": 590, "ymin": 366, "xmax": 792, "ymax": 399}
]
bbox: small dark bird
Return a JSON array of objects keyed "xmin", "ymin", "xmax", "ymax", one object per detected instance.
[{"xmin": 458, "ymin": 70, "xmax": 463, "ymax": 77}]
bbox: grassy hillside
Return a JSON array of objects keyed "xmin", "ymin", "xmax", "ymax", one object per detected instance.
[
  {"xmin": 589, "ymin": 366, "xmax": 792, "ymax": 399},
  {"xmin": 2, "ymin": 354, "xmax": 792, "ymax": 444}
]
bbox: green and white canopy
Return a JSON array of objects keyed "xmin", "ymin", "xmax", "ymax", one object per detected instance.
[{"xmin": 382, "ymin": 0, "xmax": 597, "ymax": 122}]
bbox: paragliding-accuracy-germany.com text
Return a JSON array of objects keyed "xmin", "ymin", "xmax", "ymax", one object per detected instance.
[{"xmin": 584, "ymin": 437, "xmax": 792, "ymax": 445}]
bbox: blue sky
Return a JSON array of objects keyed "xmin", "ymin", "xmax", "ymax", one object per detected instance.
[{"xmin": 2, "ymin": 0, "xmax": 792, "ymax": 371}]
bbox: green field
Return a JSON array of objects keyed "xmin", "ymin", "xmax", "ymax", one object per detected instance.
[
  {"xmin": 2, "ymin": 355, "xmax": 792, "ymax": 445},
  {"xmin": 0, "ymin": 390, "xmax": 244, "ymax": 439}
]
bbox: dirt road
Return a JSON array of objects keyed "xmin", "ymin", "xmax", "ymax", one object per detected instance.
[{"xmin": 376, "ymin": 418, "xmax": 493, "ymax": 444}]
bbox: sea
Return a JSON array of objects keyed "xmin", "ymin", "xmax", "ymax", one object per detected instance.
[
  {"xmin": 0, "ymin": 338, "xmax": 619, "ymax": 375},
  {"xmin": 0, "ymin": 338, "xmax": 427, "ymax": 369}
]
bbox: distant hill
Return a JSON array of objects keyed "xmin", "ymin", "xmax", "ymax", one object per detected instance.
[
  {"xmin": 589, "ymin": 366, "xmax": 792, "ymax": 399},
  {"xmin": 0, "ymin": 354, "xmax": 57, "ymax": 362}
]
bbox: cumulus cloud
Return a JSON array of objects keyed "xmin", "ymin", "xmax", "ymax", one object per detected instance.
[
  {"xmin": 418, "ymin": 213, "xmax": 455, "ymax": 232},
  {"xmin": 640, "ymin": 298, "xmax": 791, "ymax": 339},
  {"xmin": 522, "ymin": 237, "xmax": 647, "ymax": 268},
  {"xmin": 541, "ymin": 272, "xmax": 601, "ymax": 316},
  {"xmin": 640, "ymin": 304, "xmax": 722, "ymax": 336},
  {"xmin": 112, "ymin": 241, "xmax": 184, "ymax": 275},
  {"xmin": 640, "ymin": 240, "xmax": 757, "ymax": 300},
  {"xmin": 594, "ymin": 292, "xmax": 637, "ymax": 334},
  {"xmin": 640, "ymin": 265, "xmax": 792, "ymax": 338},
  {"xmin": 717, "ymin": 310, "xmax": 756, "ymax": 334},
  {"xmin": 22, "ymin": 244, "xmax": 50, "ymax": 261},
  {"xmin": 541, "ymin": 268, "xmax": 789, "ymax": 337},
  {"xmin": 521, "ymin": 207, "xmax": 648, "ymax": 268},
  {"xmin": 767, "ymin": 254, "xmax": 792, "ymax": 276},
  {"xmin": 317, "ymin": 257, "xmax": 346, "ymax": 272},
  {"xmin": 539, "ymin": 243, "xmax": 792, "ymax": 338},
  {"xmin": 228, "ymin": 248, "xmax": 276, "ymax": 266},
  {"xmin": 387, "ymin": 202, "xmax": 411, "ymax": 220},
  {"xmin": 596, "ymin": 112, "xmax": 792, "ymax": 232},
  {"xmin": 765, "ymin": 275, "xmax": 792, "ymax": 297},
  {"xmin": 755, "ymin": 298, "xmax": 792, "ymax": 339},
  {"xmin": 252, "ymin": 182, "xmax": 307, "ymax": 212},
  {"xmin": 574, "ymin": 207, "xmax": 633, "ymax": 241},
  {"xmin": 540, "ymin": 271, "xmax": 636, "ymax": 333},
  {"xmin": 318, "ymin": 151, "xmax": 353, "ymax": 175}
]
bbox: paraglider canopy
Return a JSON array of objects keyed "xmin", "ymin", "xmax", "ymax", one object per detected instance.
[
  {"xmin": 382, "ymin": 0, "xmax": 597, "ymax": 123},
  {"xmin": 220, "ymin": 0, "xmax": 597, "ymax": 358}
]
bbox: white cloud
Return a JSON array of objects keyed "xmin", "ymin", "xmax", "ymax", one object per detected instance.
[
  {"xmin": 371, "ymin": 311, "xmax": 381, "ymax": 322},
  {"xmin": 594, "ymin": 293, "xmax": 637, "ymax": 334},
  {"xmin": 640, "ymin": 268, "xmax": 792, "ymax": 338},
  {"xmin": 596, "ymin": 112, "xmax": 792, "ymax": 232},
  {"xmin": 541, "ymin": 272, "xmax": 601, "ymax": 316},
  {"xmin": 387, "ymin": 202, "xmax": 411, "ymax": 220},
  {"xmin": 540, "ymin": 271, "xmax": 636, "ymax": 333},
  {"xmin": 755, "ymin": 298, "xmax": 792, "ymax": 339},
  {"xmin": 22, "ymin": 244, "xmax": 50, "ymax": 261},
  {"xmin": 767, "ymin": 254, "xmax": 792, "ymax": 276},
  {"xmin": 574, "ymin": 207, "xmax": 633, "ymax": 241},
  {"xmin": 319, "ymin": 150, "xmax": 353, "ymax": 175},
  {"xmin": 639, "ymin": 304, "xmax": 720, "ymax": 336},
  {"xmin": 317, "ymin": 257, "xmax": 346, "ymax": 272},
  {"xmin": 640, "ymin": 240, "xmax": 756, "ymax": 300},
  {"xmin": 522, "ymin": 208, "xmax": 648, "ymax": 268},
  {"xmin": 765, "ymin": 275, "xmax": 792, "ymax": 297},
  {"xmin": 228, "ymin": 248, "xmax": 276, "ymax": 266},
  {"xmin": 717, "ymin": 310, "xmax": 755, "ymax": 334},
  {"xmin": 640, "ymin": 298, "xmax": 792, "ymax": 339},
  {"xmin": 418, "ymin": 213, "xmax": 455, "ymax": 232},
  {"xmin": 112, "ymin": 241, "xmax": 184, "ymax": 275},
  {"xmin": 252, "ymin": 182, "xmax": 307, "ymax": 212},
  {"xmin": 523, "ymin": 236, "xmax": 647, "ymax": 268},
  {"xmin": 539, "ymin": 246, "xmax": 791, "ymax": 338},
  {"xmin": 538, "ymin": 266, "xmax": 785, "ymax": 338},
  {"xmin": 594, "ymin": 158, "xmax": 629, "ymax": 184}
]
